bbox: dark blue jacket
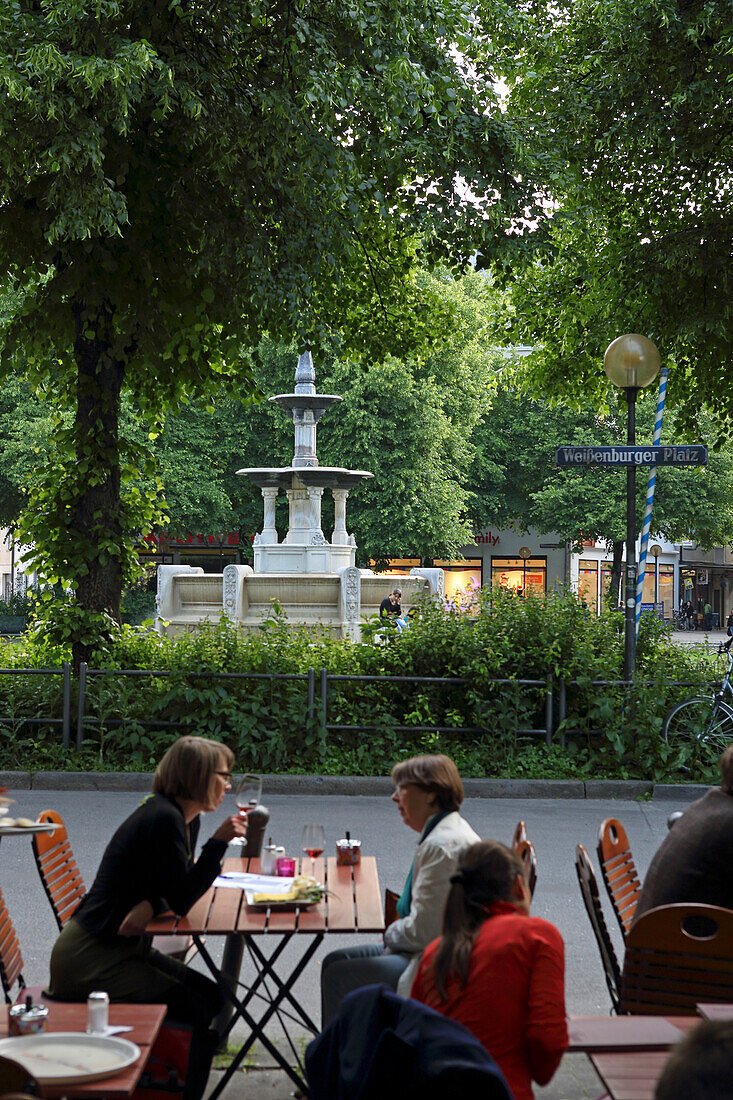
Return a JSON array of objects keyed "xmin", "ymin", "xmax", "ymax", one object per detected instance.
[{"xmin": 305, "ymin": 984, "xmax": 514, "ymax": 1100}]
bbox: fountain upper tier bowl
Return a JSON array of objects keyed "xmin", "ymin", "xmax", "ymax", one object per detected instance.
[{"xmin": 237, "ymin": 466, "xmax": 373, "ymax": 489}]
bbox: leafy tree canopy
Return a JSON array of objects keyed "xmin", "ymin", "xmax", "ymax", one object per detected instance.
[
  {"xmin": 0, "ymin": 0, "xmax": 532, "ymax": 653},
  {"xmin": 470, "ymin": 376, "xmax": 733, "ymax": 549},
  {"xmin": 494, "ymin": 0, "xmax": 733, "ymax": 418},
  {"xmin": 154, "ymin": 268, "xmax": 500, "ymax": 563}
]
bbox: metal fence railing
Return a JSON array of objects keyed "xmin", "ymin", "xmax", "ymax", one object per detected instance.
[
  {"xmin": 0, "ymin": 664, "xmax": 72, "ymax": 747},
  {"xmin": 0, "ymin": 663, "xmax": 710, "ymax": 760}
]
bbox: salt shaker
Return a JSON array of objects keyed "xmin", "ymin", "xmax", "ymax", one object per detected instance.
[
  {"xmin": 261, "ymin": 837, "xmax": 278, "ymax": 876},
  {"xmin": 87, "ymin": 990, "xmax": 109, "ymax": 1034}
]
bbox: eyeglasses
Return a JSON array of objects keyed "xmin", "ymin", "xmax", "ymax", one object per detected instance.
[{"xmin": 215, "ymin": 771, "xmax": 233, "ymax": 780}]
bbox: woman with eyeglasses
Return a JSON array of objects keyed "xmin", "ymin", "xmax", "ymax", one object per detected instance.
[
  {"xmin": 320, "ymin": 753, "xmax": 479, "ymax": 1025},
  {"xmin": 411, "ymin": 840, "xmax": 567, "ymax": 1100},
  {"xmin": 47, "ymin": 736, "xmax": 246, "ymax": 1100}
]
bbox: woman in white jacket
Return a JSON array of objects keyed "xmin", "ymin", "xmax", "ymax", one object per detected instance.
[{"xmin": 320, "ymin": 754, "xmax": 479, "ymax": 1025}]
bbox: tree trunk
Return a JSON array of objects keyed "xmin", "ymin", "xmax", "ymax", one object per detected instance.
[
  {"xmin": 607, "ymin": 539, "xmax": 624, "ymax": 612},
  {"xmin": 71, "ymin": 303, "xmax": 125, "ymax": 668}
]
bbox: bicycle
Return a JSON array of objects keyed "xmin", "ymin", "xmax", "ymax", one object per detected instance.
[
  {"xmin": 672, "ymin": 609, "xmax": 687, "ymax": 630},
  {"xmin": 663, "ymin": 636, "xmax": 733, "ymax": 764}
]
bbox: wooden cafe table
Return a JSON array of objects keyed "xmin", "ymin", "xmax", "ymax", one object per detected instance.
[
  {"xmin": 147, "ymin": 854, "xmax": 384, "ymax": 1098},
  {"xmin": 0, "ymin": 1002, "xmax": 165, "ymax": 1099},
  {"xmin": 568, "ymin": 1015, "xmax": 700, "ymax": 1100}
]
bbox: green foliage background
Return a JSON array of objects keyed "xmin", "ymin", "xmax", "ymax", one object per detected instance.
[{"xmin": 0, "ymin": 590, "xmax": 722, "ymax": 784}]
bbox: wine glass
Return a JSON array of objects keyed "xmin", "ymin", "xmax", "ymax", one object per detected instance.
[
  {"xmin": 232, "ymin": 774, "xmax": 262, "ymax": 846},
  {"xmin": 301, "ymin": 823, "xmax": 325, "ymax": 876}
]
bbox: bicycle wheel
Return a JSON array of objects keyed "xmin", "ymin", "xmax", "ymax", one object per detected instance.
[{"xmin": 664, "ymin": 696, "xmax": 733, "ymax": 764}]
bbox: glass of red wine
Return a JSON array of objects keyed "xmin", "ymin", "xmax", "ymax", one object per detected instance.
[
  {"xmin": 301, "ymin": 823, "xmax": 325, "ymax": 875},
  {"xmin": 232, "ymin": 774, "xmax": 262, "ymax": 847}
]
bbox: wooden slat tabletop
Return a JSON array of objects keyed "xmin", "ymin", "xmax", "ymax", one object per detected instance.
[
  {"xmin": 698, "ymin": 1002, "xmax": 733, "ymax": 1020},
  {"xmin": 206, "ymin": 877, "xmax": 243, "ymax": 934},
  {"xmin": 325, "ymin": 859, "xmax": 357, "ymax": 932},
  {"xmin": 147, "ymin": 856, "xmax": 384, "ymax": 937},
  {"xmin": 568, "ymin": 1015, "xmax": 696, "ymax": 1053},
  {"xmin": 0, "ymin": 1002, "xmax": 165, "ymax": 1099},
  {"xmin": 297, "ymin": 856, "xmax": 327, "ymax": 933},
  {"xmin": 590, "ymin": 1051, "xmax": 672, "ymax": 1100},
  {"xmin": 353, "ymin": 857, "xmax": 384, "ymax": 933}
]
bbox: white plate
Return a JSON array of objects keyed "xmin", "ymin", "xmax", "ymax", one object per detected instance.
[
  {"xmin": 0, "ymin": 822, "xmax": 57, "ymax": 836},
  {"xmin": 0, "ymin": 1033, "xmax": 141, "ymax": 1085},
  {"xmin": 245, "ymin": 889, "xmax": 320, "ymax": 909}
]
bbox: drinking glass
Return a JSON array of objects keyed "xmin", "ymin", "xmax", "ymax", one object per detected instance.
[
  {"xmin": 232, "ymin": 774, "xmax": 262, "ymax": 846},
  {"xmin": 301, "ymin": 823, "xmax": 325, "ymax": 875}
]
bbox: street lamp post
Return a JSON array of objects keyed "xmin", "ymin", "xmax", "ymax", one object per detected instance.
[{"xmin": 603, "ymin": 334, "xmax": 661, "ymax": 681}]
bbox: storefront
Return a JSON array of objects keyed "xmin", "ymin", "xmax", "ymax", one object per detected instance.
[
  {"xmin": 373, "ymin": 558, "xmax": 483, "ymax": 604},
  {"xmin": 571, "ymin": 538, "xmax": 678, "ymax": 618},
  {"xmin": 459, "ymin": 529, "xmax": 568, "ymax": 596},
  {"xmin": 679, "ymin": 545, "xmax": 733, "ymax": 628},
  {"xmin": 490, "ymin": 555, "xmax": 547, "ymax": 597},
  {"xmin": 137, "ymin": 531, "xmax": 246, "ymax": 572}
]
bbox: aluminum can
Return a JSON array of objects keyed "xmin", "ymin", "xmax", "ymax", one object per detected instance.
[{"xmin": 87, "ymin": 990, "xmax": 109, "ymax": 1035}]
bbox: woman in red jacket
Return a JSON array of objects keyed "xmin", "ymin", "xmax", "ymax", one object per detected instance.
[{"xmin": 411, "ymin": 840, "xmax": 568, "ymax": 1100}]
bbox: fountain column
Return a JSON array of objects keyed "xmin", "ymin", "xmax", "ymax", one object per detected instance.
[
  {"xmin": 260, "ymin": 488, "xmax": 279, "ymax": 544},
  {"xmin": 332, "ymin": 488, "xmax": 350, "ymax": 545},
  {"xmin": 284, "ymin": 484, "xmax": 311, "ymax": 543},
  {"xmin": 307, "ymin": 486, "xmax": 326, "ymax": 542},
  {"xmin": 293, "ymin": 408, "xmax": 318, "ymax": 467}
]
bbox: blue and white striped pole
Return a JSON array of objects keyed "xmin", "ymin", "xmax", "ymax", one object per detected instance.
[{"xmin": 636, "ymin": 367, "xmax": 670, "ymax": 636}]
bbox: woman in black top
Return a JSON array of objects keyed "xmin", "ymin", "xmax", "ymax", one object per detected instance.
[{"xmin": 48, "ymin": 736, "xmax": 246, "ymax": 1100}]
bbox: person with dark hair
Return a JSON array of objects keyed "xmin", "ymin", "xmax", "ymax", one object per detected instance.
[
  {"xmin": 634, "ymin": 742, "xmax": 733, "ymax": 922},
  {"xmin": 655, "ymin": 1019, "xmax": 733, "ymax": 1099},
  {"xmin": 379, "ymin": 587, "xmax": 409, "ymax": 631},
  {"xmin": 411, "ymin": 840, "xmax": 567, "ymax": 1100},
  {"xmin": 685, "ymin": 600, "xmax": 696, "ymax": 631},
  {"xmin": 47, "ymin": 736, "xmax": 247, "ymax": 1100},
  {"xmin": 320, "ymin": 753, "xmax": 479, "ymax": 1025}
]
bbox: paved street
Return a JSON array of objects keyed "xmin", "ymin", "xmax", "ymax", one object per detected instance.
[
  {"xmin": 0, "ymin": 783, "xmax": 709, "ymax": 1098},
  {"xmin": 670, "ymin": 626, "xmax": 730, "ymax": 646}
]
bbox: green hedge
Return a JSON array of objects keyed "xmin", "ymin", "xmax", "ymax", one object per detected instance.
[{"xmin": 0, "ymin": 588, "xmax": 722, "ymax": 781}]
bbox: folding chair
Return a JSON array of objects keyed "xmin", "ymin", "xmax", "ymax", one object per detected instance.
[
  {"xmin": 620, "ymin": 903, "xmax": 733, "ymax": 1015},
  {"xmin": 511, "ymin": 821, "xmax": 527, "ymax": 851},
  {"xmin": 32, "ymin": 811, "xmax": 85, "ymax": 930},
  {"xmin": 33, "ymin": 809, "xmax": 194, "ymax": 962},
  {"xmin": 597, "ymin": 818, "xmax": 642, "ymax": 939},
  {"xmin": 0, "ymin": 882, "xmax": 43, "ymax": 1006},
  {"xmin": 575, "ymin": 844, "xmax": 622, "ymax": 1013},
  {"xmin": 515, "ymin": 839, "xmax": 537, "ymax": 899}
]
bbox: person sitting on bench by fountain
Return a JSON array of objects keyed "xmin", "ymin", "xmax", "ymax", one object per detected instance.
[{"xmin": 380, "ymin": 587, "xmax": 409, "ymax": 632}]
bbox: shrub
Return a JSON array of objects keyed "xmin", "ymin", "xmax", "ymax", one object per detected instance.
[{"xmin": 0, "ymin": 587, "xmax": 722, "ymax": 780}]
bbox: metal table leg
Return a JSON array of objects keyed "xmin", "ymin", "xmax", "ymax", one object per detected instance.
[{"xmin": 195, "ymin": 932, "xmax": 323, "ymax": 1099}]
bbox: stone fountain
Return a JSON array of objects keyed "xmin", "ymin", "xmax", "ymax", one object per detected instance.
[{"xmin": 156, "ymin": 351, "xmax": 443, "ymax": 638}]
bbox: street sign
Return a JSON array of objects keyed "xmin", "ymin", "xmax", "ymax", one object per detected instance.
[{"xmin": 555, "ymin": 445, "xmax": 708, "ymax": 467}]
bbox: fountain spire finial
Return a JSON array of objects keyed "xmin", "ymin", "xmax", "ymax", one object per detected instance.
[{"xmin": 294, "ymin": 349, "xmax": 316, "ymax": 396}]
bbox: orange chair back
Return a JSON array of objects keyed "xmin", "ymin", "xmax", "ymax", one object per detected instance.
[
  {"xmin": 575, "ymin": 844, "xmax": 621, "ymax": 1012},
  {"xmin": 515, "ymin": 839, "xmax": 537, "ymax": 899},
  {"xmin": 0, "ymin": 886, "xmax": 24, "ymax": 1004},
  {"xmin": 32, "ymin": 811, "xmax": 85, "ymax": 931},
  {"xmin": 620, "ymin": 903, "xmax": 733, "ymax": 1015},
  {"xmin": 511, "ymin": 821, "xmax": 527, "ymax": 851},
  {"xmin": 597, "ymin": 817, "xmax": 642, "ymax": 939}
]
